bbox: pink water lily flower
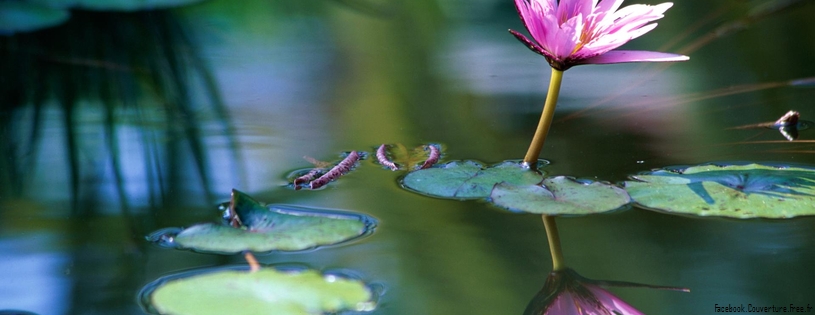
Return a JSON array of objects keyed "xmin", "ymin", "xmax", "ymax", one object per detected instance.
[{"xmin": 510, "ymin": 0, "xmax": 689, "ymax": 70}]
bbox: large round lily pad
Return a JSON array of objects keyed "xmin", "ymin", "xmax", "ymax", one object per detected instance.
[
  {"xmin": 490, "ymin": 176, "xmax": 631, "ymax": 215},
  {"xmin": 400, "ymin": 160, "xmax": 545, "ymax": 199},
  {"xmin": 625, "ymin": 163, "xmax": 815, "ymax": 218},
  {"xmin": 144, "ymin": 268, "xmax": 375, "ymax": 315},
  {"xmin": 147, "ymin": 190, "xmax": 376, "ymax": 253}
]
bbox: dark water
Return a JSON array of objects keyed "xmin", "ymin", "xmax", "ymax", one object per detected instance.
[{"xmin": 1, "ymin": 0, "xmax": 814, "ymax": 314}]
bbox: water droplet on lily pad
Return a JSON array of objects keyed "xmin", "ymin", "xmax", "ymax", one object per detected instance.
[
  {"xmin": 625, "ymin": 163, "xmax": 815, "ymax": 218},
  {"xmin": 147, "ymin": 190, "xmax": 376, "ymax": 254},
  {"xmin": 400, "ymin": 160, "xmax": 545, "ymax": 199},
  {"xmin": 490, "ymin": 176, "xmax": 630, "ymax": 215},
  {"xmin": 141, "ymin": 267, "xmax": 376, "ymax": 315}
]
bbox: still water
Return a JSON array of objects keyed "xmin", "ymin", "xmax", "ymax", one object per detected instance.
[{"xmin": 1, "ymin": 0, "xmax": 814, "ymax": 314}]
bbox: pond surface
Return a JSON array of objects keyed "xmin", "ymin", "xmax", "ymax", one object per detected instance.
[{"xmin": 1, "ymin": 0, "xmax": 814, "ymax": 314}]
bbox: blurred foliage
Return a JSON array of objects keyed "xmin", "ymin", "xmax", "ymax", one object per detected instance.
[{"xmin": 0, "ymin": 8, "xmax": 240, "ymax": 213}]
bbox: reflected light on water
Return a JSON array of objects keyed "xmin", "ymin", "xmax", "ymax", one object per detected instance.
[{"xmin": 0, "ymin": 235, "xmax": 70, "ymax": 315}]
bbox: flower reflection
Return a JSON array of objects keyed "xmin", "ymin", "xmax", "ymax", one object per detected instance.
[
  {"xmin": 509, "ymin": 0, "xmax": 689, "ymax": 71},
  {"xmin": 524, "ymin": 268, "xmax": 688, "ymax": 315}
]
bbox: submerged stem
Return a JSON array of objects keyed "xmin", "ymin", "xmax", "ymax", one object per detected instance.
[
  {"xmin": 523, "ymin": 68, "xmax": 564, "ymax": 167},
  {"xmin": 244, "ymin": 251, "xmax": 260, "ymax": 272},
  {"xmin": 542, "ymin": 215, "xmax": 566, "ymax": 271}
]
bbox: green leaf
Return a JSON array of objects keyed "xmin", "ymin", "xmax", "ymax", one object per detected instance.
[
  {"xmin": 147, "ymin": 268, "xmax": 375, "ymax": 315},
  {"xmin": 0, "ymin": 2, "xmax": 69, "ymax": 35},
  {"xmin": 400, "ymin": 160, "xmax": 544, "ymax": 199},
  {"xmin": 148, "ymin": 190, "xmax": 375, "ymax": 253},
  {"xmin": 490, "ymin": 176, "xmax": 631, "ymax": 215},
  {"xmin": 624, "ymin": 163, "xmax": 815, "ymax": 218}
]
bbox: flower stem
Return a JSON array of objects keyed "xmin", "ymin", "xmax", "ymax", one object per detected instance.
[
  {"xmin": 542, "ymin": 215, "xmax": 566, "ymax": 271},
  {"xmin": 523, "ymin": 68, "xmax": 564, "ymax": 167}
]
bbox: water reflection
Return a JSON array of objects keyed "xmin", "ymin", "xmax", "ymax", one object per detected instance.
[
  {"xmin": 526, "ymin": 216, "xmax": 688, "ymax": 315},
  {"xmin": 728, "ymin": 110, "xmax": 813, "ymax": 141},
  {"xmin": 0, "ymin": 7, "xmax": 238, "ymax": 314},
  {"xmin": 0, "ymin": 235, "xmax": 69, "ymax": 315},
  {"xmin": 0, "ymin": 8, "xmax": 242, "ymax": 209},
  {"xmin": 524, "ymin": 268, "xmax": 679, "ymax": 315}
]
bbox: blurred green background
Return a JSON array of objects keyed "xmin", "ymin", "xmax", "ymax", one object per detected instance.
[{"xmin": 1, "ymin": 0, "xmax": 814, "ymax": 314}]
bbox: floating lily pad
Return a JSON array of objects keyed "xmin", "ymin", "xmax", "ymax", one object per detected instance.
[
  {"xmin": 143, "ymin": 267, "xmax": 375, "ymax": 315},
  {"xmin": 147, "ymin": 190, "xmax": 375, "ymax": 253},
  {"xmin": 0, "ymin": 2, "xmax": 69, "ymax": 35},
  {"xmin": 400, "ymin": 160, "xmax": 545, "ymax": 199},
  {"xmin": 490, "ymin": 176, "xmax": 631, "ymax": 215},
  {"xmin": 625, "ymin": 163, "xmax": 815, "ymax": 218}
]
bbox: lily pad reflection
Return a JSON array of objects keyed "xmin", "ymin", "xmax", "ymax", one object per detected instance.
[
  {"xmin": 490, "ymin": 176, "xmax": 630, "ymax": 215},
  {"xmin": 401, "ymin": 160, "xmax": 545, "ymax": 199},
  {"xmin": 0, "ymin": 2, "xmax": 69, "ymax": 34},
  {"xmin": 625, "ymin": 163, "xmax": 815, "ymax": 218},
  {"xmin": 141, "ymin": 267, "xmax": 376, "ymax": 315},
  {"xmin": 147, "ymin": 190, "xmax": 376, "ymax": 254}
]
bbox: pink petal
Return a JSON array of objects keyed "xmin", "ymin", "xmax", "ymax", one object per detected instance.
[
  {"xmin": 621, "ymin": 22, "xmax": 659, "ymax": 41},
  {"xmin": 586, "ymin": 285, "xmax": 646, "ymax": 315},
  {"xmin": 509, "ymin": 29, "xmax": 555, "ymax": 60},
  {"xmin": 579, "ymin": 50, "xmax": 689, "ymax": 65},
  {"xmin": 595, "ymin": 0, "xmax": 624, "ymax": 16},
  {"xmin": 558, "ymin": 0, "xmax": 594, "ymax": 24},
  {"xmin": 550, "ymin": 13, "xmax": 584, "ymax": 59},
  {"xmin": 545, "ymin": 291, "xmax": 584, "ymax": 315},
  {"xmin": 608, "ymin": 3, "xmax": 673, "ymax": 34},
  {"xmin": 580, "ymin": 23, "xmax": 658, "ymax": 55},
  {"xmin": 590, "ymin": 0, "xmax": 624, "ymax": 33},
  {"xmin": 515, "ymin": 0, "xmax": 539, "ymax": 42},
  {"xmin": 516, "ymin": 0, "xmax": 557, "ymax": 48}
]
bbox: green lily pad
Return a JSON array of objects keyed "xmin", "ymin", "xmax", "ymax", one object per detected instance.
[
  {"xmin": 401, "ymin": 160, "xmax": 545, "ymax": 199},
  {"xmin": 0, "ymin": 2, "xmax": 69, "ymax": 35},
  {"xmin": 144, "ymin": 268, "xmax": 375, "ymax": 315},
  {"xmin": 147, "ymin": 190, "xmax": 375, "ymax": 253},
  {"xmin": 489, "ymin": 176, "xmax": 631, "ymax": 215},
  {"xmin": 625, "ymin": 163, "xmax": 815, "ymax": 218}
]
